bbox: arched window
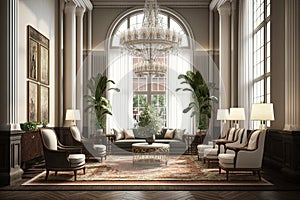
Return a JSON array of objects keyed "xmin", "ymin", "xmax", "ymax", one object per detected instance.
[{"xmin": 106, "ymin": 8, "xmax": 194, "ymax": 133}]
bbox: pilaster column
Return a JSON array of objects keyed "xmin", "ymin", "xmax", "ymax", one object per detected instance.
[
  {"xmin": 218, "ymin": 2, "xmax": 231, "ymax": 109},
  {"xmin": 0, "ymin": 0, "xmax": 23, "ymax": 186},
  {"xmin": 230, "ymin": 0, "xmax": 238, "ymax": 107},
  {"xmin": 76, "ymin": 7, "xmax": 85, "ymax": 130},
  {"xmin": 86, "ymin": 10, "xmax": 93, "ymax": 137},
  {"xmin": 64, "ymin": 1, "xmax": 77, "ymax": 126},
  {"xmin": 284, "ymin": 0, "xmax": 300, "ymax": 131}
]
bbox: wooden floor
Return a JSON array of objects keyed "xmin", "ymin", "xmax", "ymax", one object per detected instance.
[
  {"xmin": 1, "ymin": 157, "xmax": 300, "ymax": 200},
  {"xmin": 1, "ymin": 190, "xmax": 300, "ymax": 200}
]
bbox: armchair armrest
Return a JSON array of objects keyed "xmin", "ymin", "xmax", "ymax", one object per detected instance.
[{"xmin": 58, "ymin": 145, "xmax": 83, "ymax": 153}]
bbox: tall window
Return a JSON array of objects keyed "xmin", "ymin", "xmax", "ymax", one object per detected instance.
[
  {"xmin": 253, "ymin": 0, "xmax": 271, "ymax": 128},
  {"xmin": 111, "ymin": 10, "xmax": 189, "ymax": 128}
]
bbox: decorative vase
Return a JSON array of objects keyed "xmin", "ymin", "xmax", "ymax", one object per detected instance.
[{"xmin": 146, "ymin": 136, "xmax": 155, "ymax": 145}]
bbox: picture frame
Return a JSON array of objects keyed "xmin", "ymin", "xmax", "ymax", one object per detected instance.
[
  {"xmin": 40, "ymin": 45, "xmax": 49, "ymax": 85},
  {"xmin": 27, "ymin": 25, "xmax": 49, "ymax": 84},
  {"xmin": 28, "ymin": 39, "xmax": 38, "ymax": 81},
  {"xmin": 39, "ymin": 85, "xmax": 49, "ymax": 122},
  {"xmin": 28, "ymin": 81, "xmax": 38, "ymax": 122}
]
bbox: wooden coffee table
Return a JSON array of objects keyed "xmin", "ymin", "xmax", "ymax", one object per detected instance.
[{"xmin": 132, "ymin": 143, "xmax": 170, "ymax": 166}]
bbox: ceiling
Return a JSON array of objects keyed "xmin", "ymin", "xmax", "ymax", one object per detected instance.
[{"xmin": 90, "ymin": 0, "xmax": 212, "ymax": 8}]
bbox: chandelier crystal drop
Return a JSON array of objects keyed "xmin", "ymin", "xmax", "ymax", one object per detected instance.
[
  {"xmin": 134, "ymin": 60, "xmax": 167, "ymax": 77},
  {"xmin": 119, "ymin": 0, "xmax": 182, "ymax": 76}
]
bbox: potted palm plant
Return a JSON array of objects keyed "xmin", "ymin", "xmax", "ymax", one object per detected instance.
[
  {"xmin": 176, "ymin": 70, "xmax": 218, "ymax": 133},
  {"xmin": 85, "ymin": 73, "xmax": 120, "ymax": 133}
]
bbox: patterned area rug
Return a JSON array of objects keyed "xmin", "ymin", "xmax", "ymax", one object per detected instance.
[{"xmin": 23, "ymin": 155, "xmax": 272, "ymax": 185}]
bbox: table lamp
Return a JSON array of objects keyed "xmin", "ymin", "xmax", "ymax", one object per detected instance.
[
  {"xmin": 217, "ymin": 109, "xmax": 230, "ymax": 138},
  {"xmin": 250, "ymin": 103, "xmax": 275, "ymax": 130},
  {"xmin": 65, "ymin": 109, "xmax": 80, "ymax": 126},
  {"xmin": 229, "ymin": 107, "xmax": 245, "ymax": 129}
]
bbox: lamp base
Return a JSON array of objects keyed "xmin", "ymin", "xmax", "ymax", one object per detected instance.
[{"xmin": 259, "ymin": 124, "xmax": 266, "ymax": 130}]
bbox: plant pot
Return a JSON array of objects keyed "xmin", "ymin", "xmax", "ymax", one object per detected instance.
[{"xmin": 146, "ymin": 136, "xmax": 155, "ymax": 145}]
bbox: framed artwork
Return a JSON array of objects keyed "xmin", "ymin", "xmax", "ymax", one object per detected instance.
[
  {"xmin": 40, "ymin": 45, "xmax": 49, "ymax": 85},
  {"xmin": 28, "ymin": 39, "xmax": 38, "ymax": 80},
  {"xmin": 27, "ymin": 25, "xmax": 50, "ymax": 122},
  {"xmin": 27, "ymin": 25, "xmax": 49, "ymax": 85},
  {"xmin": 39, "ymin": 85, "xmax": 49, "ymax": 122},
  {"xmin": 28, "ymin": 81, "xmax": 38, "ymax": 122}
]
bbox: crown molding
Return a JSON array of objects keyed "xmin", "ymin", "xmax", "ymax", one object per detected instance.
[
  {"xmin": 67, "ymin": 0, "xmax": 93, "ymax": 10},
  {"xmin": 91, "ymin": 0, "xmax": 211, "ymax": 8}
]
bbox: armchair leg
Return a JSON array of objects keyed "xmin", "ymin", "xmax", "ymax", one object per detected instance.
[
  {"xmin": 83, "ymin": 167, "xmax": 86, "ymax": 174},
  {"xmin": 45, "ymin": 170, "xmax": 49, "ymax": 181},
  {"xmin": 258, "ymin": 170, "xmax": 261, "ymax": 181},
  {"xmin": 55, "ymin": 171, "xmax": 58, "ymax": 176},
  {"xmin": 74, "ymin": 170, "xmax": 77, "ymax": 181},
  {"xmin": 226, "ymin": 170, "xmax": 229, "ymax": 181},
  {"xmin": 219, "ymin": 167, "xmax": 221, "ymax": 174}
]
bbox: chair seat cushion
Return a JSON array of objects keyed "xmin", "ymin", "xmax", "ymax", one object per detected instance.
[
  {"xmin": 68, "ymin": 154, "xmax": 86, "ymax": 167},
  {"xmin": 218, "ymin": 153, "xmax": 234, "ymax": 164},
  {"xmin": 197, "ymin": 144, "xmax": 213, "ymax": 151},
  {"xmin": 93, "ymin": 144, "xmax": 106, "ymax": 152},
  {"xmin": 204, "ymin": 148, "xmax": 218, "ymax": 157}
]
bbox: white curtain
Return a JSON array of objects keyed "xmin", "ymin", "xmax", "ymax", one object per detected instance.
[
  {"xmin": 238, "ymin": 0, "xmax": 254, "ymax": 129},
  {"xmin": 167, "ymin": 51, "xmax": 193, "ymax": 133},
  {"xmin": 107, "ymin": 50, "xmax": 133, "ymax": 132}
]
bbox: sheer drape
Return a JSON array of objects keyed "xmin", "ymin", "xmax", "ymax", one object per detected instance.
[
  {"xmin": 167, "ymin": 51, "xmax": 193, "ymax": 133},
  {"xmin": 238, "ymin": 0, "xmax": 254, "ymax": 129},
  {"xmin": 107, "ymin": 50, "xmax": 133, "ymax": 132}
]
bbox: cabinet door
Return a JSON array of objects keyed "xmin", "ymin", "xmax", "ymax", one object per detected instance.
[{"xmin": 21, "ymin": 131, "xmax": 43, "ymax": 162}]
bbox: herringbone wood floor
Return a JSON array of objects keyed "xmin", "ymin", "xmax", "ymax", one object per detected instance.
[{"xmin": 1, "ymin": 191, "xmax": 300, "ymax": 200}]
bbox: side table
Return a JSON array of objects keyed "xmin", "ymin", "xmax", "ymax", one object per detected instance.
[
  {"xmin": 105, "ymin": 134, "xmax": 115, "ymax": 155},
  {"xmin": 184, "ymin": 134, "xmax": 204, "ymax": 155}
]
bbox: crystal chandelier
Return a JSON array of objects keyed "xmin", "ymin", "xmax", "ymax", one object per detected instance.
[
  {"xmin": 119, "ymin": 0, "xmax": 182, "ymax": 76},
  {"xmin": 134, "ymin": 60, "xmax": 167, "ymax": 77}
]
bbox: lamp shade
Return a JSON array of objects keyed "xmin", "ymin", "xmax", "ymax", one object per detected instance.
[
  {"xmin": 250, "ymin": 103, "xmax": 275, "ymax": 121},
  {"xmin": 217, "ymin": 109, "xmax": 230, "ymax": 120},
  {"xmin": 229, "ymin": 107, "xmax": 245, "ymax": 120},
  {"xmin": 65, "ymin": 109, "xmax": 80, "ymax": 121}
]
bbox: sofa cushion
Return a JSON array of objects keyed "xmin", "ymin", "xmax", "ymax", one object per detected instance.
[
  {"xmin": 123, "ymin": 129, "xmax": 135, "ymax": 139},
  {"xmin": 174, "ymin": 129, "xmax": 185, "ymax": 140},
  {"xmin": 113, "ymin": 128, "xmax": 124, "ymax": 141},
  {"xmin": 164, "ymin": 129, "xmax": 175, "ymax": 139}
]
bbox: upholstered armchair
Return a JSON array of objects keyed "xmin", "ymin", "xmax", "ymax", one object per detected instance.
[
  {"xmin": 218, "ymin": 129, "xmax": 266, "ymax": 181},
  {"xmin": 40, "ymin": 128, "xmax": 86, "ymax": 181},
  {"xmin": 69, "ymin": 126, "xmax": 106, "ymax": 162},
  {"xmin": 203, "ymin": 128, "xmax": 246, "ymax": 167},
  {"xmin": 197, "ymin": 127, "xmax": 235, "ymax": 161}
]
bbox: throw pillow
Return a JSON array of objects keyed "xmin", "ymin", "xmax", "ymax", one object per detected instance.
[
  {"xmin": 164, "ymin": 129, "xmax": 175, "ymax": 139},
  {"xmin": 174, "ymin": 129, "xmax": 185, "ymax": 140},
  {"xmin": 123, "ymin": 129, "xmax": 135, "ymax": 139},
  {"xmin": 113, "ymin": 128, "xmax": 124, "ymax": 141}
]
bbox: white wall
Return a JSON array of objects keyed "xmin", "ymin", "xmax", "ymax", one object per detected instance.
[{"xmin": 18, "ymin": 0, "xmax": 57, "ymax": 125}]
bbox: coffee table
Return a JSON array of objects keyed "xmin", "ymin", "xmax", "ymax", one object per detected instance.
[{"xmin": 132, "ymin": 143, "xmax": 170, "ymax": 166}]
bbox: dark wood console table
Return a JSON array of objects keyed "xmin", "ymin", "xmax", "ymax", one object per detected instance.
[
  {"xmin": 264, "ymin": 129, "xmax": 300, "ymax": 180},
  {"xmin": 21, "ymin": 130, "xmax": 43, "ymax": 169}
]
